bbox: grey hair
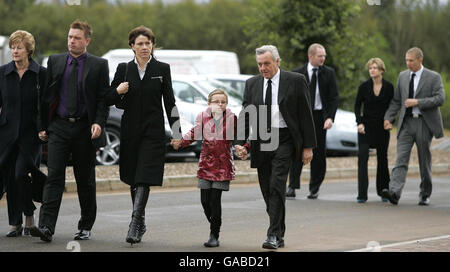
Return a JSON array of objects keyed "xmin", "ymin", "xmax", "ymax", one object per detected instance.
[{"xmin": 255, "ymin": 45, "xmax": 281, "ymax": 62}]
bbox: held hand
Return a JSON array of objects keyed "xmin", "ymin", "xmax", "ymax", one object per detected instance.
[
  {"xmin": 234, "ymin": 145, "xmax": 248, "ymax": 160},
  {"xmin": 384, "ymin": 120, "xmax": 393, "ymax": 131},
  {"xmin": 116, "ymin": 82, "xmax": 129, "ymax": 95},
  {"xmin": 91, "ymin": 124, "xmax": 102, "ymax": 139},
  {"xmin": 404, "ymin": 98, "xmax": 418, "ymax": 108},
  {"xmin": 302, "ymin": 148, "xmax": 313, "ymax": 165},
  {"xmin": 358, "ymin": 124, "xmax": 365, "ymax": 134},
  {"xmin": 38, "ymin": 131, "xmax": 48, "ymax": 142},
  {"xmin": 323, "ymin": 118, "xmax": 333, "ymax": 130},
  {"xmin": 171, "ymin": 139, "xmax": 182, "ymax": 150}
]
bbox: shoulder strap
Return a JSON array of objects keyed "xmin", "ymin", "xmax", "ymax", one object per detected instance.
[
  {"xmin": 36, "ymin": 67, "xmax": 41, "ymax": 112},
  {"xmin": 124, "ymin": 62, "xmax": 129, "ymax": 82}
]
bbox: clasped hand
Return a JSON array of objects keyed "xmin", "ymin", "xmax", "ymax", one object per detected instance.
[
  {"xmin": 171, "ymin": 139, "xmax": 182, "ymax": 150},
  {"xmin": 234, "ymin": 145, "xmax": 248, "ymax": 160}
]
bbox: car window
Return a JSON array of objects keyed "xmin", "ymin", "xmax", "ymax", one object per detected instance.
[
  {"xmin": 194, "ymin": 80, "xmax": 242, "ymax": 105},
  {"xmin": 172, "ymin": 81, "xmax": 207, "ymax": 104}
]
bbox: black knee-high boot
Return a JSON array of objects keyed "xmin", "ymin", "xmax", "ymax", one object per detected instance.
[
  {"xmin": 126, "ymin": 185, "xmax": 149, "ymax": 244},
  {"xmin": 204, "ymin": 189, "xmax": 222, "ymax": 247}
]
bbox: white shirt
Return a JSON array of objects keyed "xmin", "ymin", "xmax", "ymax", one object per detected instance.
[
  {"xmin": 263, "ymin": 69, "xmax": 288, "ymax": 128},
  {"xmin": 410, "ymin": 65, "xmax": 424, "ymax": 115},
  {"xmin": 307, "ymin": 62, "xmax": 322, "ymax": 110},
  {"xmin": 134, "ymin": 56, "xmax": 152, "ymax": 80}
]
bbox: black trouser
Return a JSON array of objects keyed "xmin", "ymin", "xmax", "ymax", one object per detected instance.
[
  {"xmin": 257, "ymin": 128, "xmax": 293, "ymax": 239},
  {"xmin": 289, "ymin": 110, "xmax": 327, "ymax": 194},
  {"xmin": 4, "ymin": 144, "xmax": 36, "ymax": 226},
  {"xmin": 39, "ymin": 117, "xmax": 97, "ymax": 234},
  {"xmin": 357, "ymin": 132, "xmax": 390, "ymax": 200},
  {"xmin": 200, "ymin": 188, "xmax": 223, "ymax": 238}
]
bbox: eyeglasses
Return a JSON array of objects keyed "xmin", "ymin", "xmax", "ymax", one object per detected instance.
[{"xmin": 210, "ymin": 100, "xmax": 227, "ymax": 105}]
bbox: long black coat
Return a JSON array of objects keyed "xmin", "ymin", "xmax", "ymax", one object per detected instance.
[
  {"xmin": 0, "ymin": 59, "xmax": 46, "ymax": 196},
  {"xmin": 105, "ymin": 58, "xmax": 180, "ymax": 186}
]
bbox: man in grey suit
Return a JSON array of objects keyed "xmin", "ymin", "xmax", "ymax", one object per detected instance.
[{"xmin": 382, "ymin": 47, "xmax": 445, "ymax": 206}]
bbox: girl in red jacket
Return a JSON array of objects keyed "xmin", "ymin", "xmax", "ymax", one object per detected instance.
[{"xmin": 172, "ymin": 88, "xmax": 237, "ymax": 247}]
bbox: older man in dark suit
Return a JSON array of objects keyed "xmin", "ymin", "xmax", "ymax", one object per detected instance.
[
  {"xmin": 235, "ymin": 45, "xmax": 316, "ymax": 249},
  {"xmin": 382, "ymin": 47, "xmax": 445, "ymax": 206},
  {"xmin": 30, "ymin": 20, "xmax": 109, "ymax": 242},
  {"xmin": 287, "ymin": 43, "xmax": 339, "ymax": 199}
]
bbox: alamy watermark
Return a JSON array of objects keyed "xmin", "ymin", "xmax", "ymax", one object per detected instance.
[
  {"xmin": 66, "ymin": 0, "xmax": 81, "ymax": 5},
  {"xmin": 367, "ymin": 0, "xmax": 381, "ymax": 5}
]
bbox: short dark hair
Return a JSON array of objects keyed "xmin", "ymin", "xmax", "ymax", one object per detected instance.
[
  {"xmin": 70, "ymin": 19, "xmax": 92, "ymax": 39},
  {"xmin": 128, "ymin": 26, "xmax": 156, "ymax": 54}
]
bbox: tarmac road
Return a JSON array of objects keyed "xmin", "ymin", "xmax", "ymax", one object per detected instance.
[{"xmin": 1, "ymin": 176, "xmax": 450, "ymax": 252}]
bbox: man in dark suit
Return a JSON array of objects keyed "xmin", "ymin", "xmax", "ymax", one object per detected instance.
[
  {"xmin": 286, "ymin": 43, "xmax": 339, "ymax": 199},
  {"xmin": 235, "ymin": 45, "xmax": 316, "ymax": 249},
  {"xmin": 382, "ymin": 47, "xmax": 445, "ymax": 206},
  {"xmin": 30, "ymin": 20, "xmax": 109, "ymax": 242}
]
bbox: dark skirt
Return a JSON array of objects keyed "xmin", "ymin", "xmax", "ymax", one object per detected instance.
[{"xmin": 120, "ymin": 136, "xmax": 165, "ymax": 186}]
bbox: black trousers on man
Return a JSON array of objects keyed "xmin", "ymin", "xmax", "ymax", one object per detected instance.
[
  {"xmin": 257, "ymin": 128, "xmax": 294, "ymax": 239},
  {"xmin": 289, "ymin": 110, "xmax": 327, "ymax": 194},
  {"xmin": 38, "ymin": 117, "xmax": 97, "ymax": 234}
]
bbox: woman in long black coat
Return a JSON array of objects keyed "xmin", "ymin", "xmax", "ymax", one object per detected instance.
[
  {"xmin": 105, "ymin": 26, "xmax": 180, "ymax": 244},
  {"xmin": 354, "ymin": 58, "xmax": 394, "ymax": 203},
  {"xmin": 0, "ymin": 30, "xmax": 46, "ymax": 236}
]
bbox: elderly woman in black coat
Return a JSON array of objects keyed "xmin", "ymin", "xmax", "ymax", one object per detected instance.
[
  {"xmin": 0, "ymin": 30, "xmax": 46, "ymax": 237},
  {"xmin": 105, "ymin": 26, "xmax": 180, "ymax": 245}
]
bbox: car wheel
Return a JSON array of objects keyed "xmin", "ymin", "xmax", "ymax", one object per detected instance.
[{"xmin": 96, "ymin": 126, "xmax": 120, "ymax": 165}]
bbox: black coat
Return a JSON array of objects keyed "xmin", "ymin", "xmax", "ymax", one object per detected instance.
[
  {"xmin": 237, "ymin": 70, "xmax": 317, "ymax": 168},
  {"xmin": 293, "ymin": 64, "xmax": 339, "ymax": 121},
  {"xmin": 40, "ymin": 52, "xmax": 109, "ymax": 148},
  {"xmin": 105, "ymin": 58, "xmax": 180, "ymax": 185},
  {"xmin": 354, "ymin": 78, "xmax": 394, "ymax": 147},
  {"xmin": 0, "ymin": 59, "xmax": 46, "ymax": 198}
]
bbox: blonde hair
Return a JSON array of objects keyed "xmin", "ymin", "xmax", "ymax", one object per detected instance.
[
  {"xmin": 406, "ymin": 47, "xmax": 424, "ymax": 60},
  {"xmin": 9, "ymin": 30, "xmax": 35, "ymax": 57},
  {"xmin": 365, "ymin": 58, "xmax": 386, "ymax": 72},
  {"xmin": 208, "ymin": 88, "xmax": 228, "ymax": 104},
  {"xmin": 308, "ymin": 43, "xmax": 325, "ymax": 56}
]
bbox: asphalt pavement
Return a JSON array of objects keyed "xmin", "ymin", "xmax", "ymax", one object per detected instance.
[{"xmin": 1, "ymin": 175, "xmax": 450, "ymax": 252}]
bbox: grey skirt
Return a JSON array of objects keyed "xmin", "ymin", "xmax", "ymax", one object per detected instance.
[{"xmin": 198, "ymin": 179, "xmax": 230, "ymax": 191}]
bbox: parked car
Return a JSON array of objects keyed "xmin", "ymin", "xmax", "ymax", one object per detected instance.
[
  {"xmin": 41, "ymin": 107, "xmax": 199, "ymax": 166},
  {"xmin": 205, "ymin": 74, "xmax": 253, "ymax": 99},
  {"xmin": 326, "ymin": 109, "xmax": 358, "ymax": 155},
  {"xmin": 95, "ymin": 106, "xmax": 199, "ymax": 165}
]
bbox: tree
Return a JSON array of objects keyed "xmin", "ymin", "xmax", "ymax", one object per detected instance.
[{"xmin": 242, "ymin": 0, "xmax": 365, "ymax": 108}]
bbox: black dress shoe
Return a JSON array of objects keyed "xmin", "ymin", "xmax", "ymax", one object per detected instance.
[
  {"xmin": 29, "ymin": 226, "xmax": 52, "ymax": 242},
  {"xmin": 262, "ymin": 236, "xmax": 279, "ymax": 249},
  {"xmin": 286, "ymin": 187, "xmax": 296, "ymax": 198},
  {"xmin": 6, "ymin": 225, "xmax": 23, "ymax": 237},
  {"xmin": 418, "ymin": 197, "xmax": 430, "ymax": 206},
  {"xmin": 204, "ymin": 234, "xmax": 220, "ymax": 247},
  {"xmin": 74, "ymin": 230, "xmax": 91, "ymax": 240},
  {"xmin": 307, "ymin": 192, "xmax": 319, "ymax": 199},
  {"xmin": 381, "ymin": 189, "xmax": 398, "ymax": 205}
]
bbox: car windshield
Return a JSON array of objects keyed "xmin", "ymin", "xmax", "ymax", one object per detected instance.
[
  {"xmin": 194, "ymin": 80, "xmax": 242, "ymax": 106},
  {"xmin": 172, "ymin": 80, "xmax": 208, "ymax": 104}
]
